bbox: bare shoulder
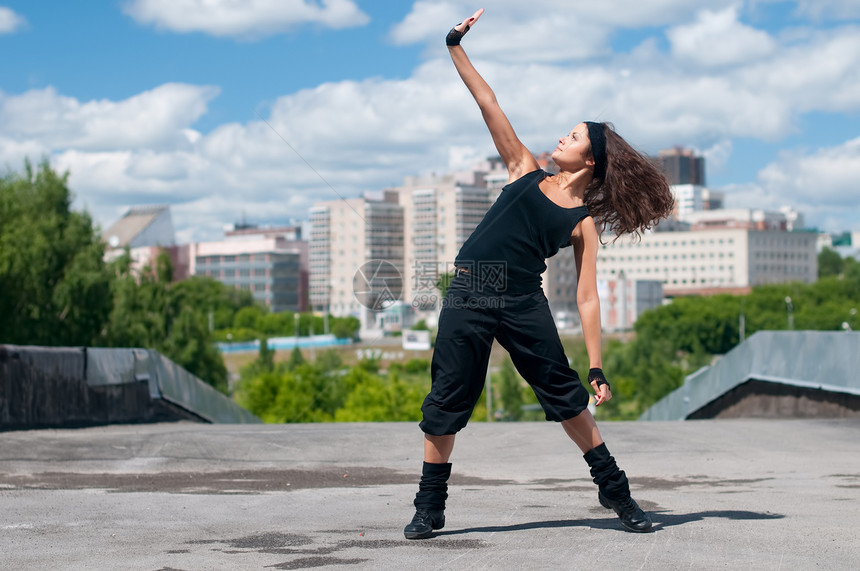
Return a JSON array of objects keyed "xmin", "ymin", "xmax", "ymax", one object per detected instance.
[{"xmin": 571, "ymin": 215, "xmax": 598, "ymax": 245}]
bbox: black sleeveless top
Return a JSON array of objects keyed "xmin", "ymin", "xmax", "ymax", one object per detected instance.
[{"xmin": 455, "ymin": 169, "xmax": 590, "ymax": 294}]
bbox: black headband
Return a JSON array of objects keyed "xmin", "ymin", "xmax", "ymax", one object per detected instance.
[{"xmin": 585, "ymin": 121, "xmax": 607, "ymax": 182}]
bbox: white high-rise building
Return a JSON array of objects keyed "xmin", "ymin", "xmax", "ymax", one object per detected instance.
[
  {"xmin": 671, "ymin": 184, "xmax": 707, "ymax": 219},
  {"xmin": 682, "ymin": 208, "xmax": 790, "ymax": 231},
  {"xmin": 309, "ymin": 193, "xmax": 404, "ymax": 331},
  {"xmin": 389, "ymin": 172, "xmax": 492, "ymax": 310},
  {"xmin": 597, "ymin": 228, "xmax": 818, "ymax": 294},
  {"xmin": 543, "ymin": 247, "xmax": 579, "ymax": 330},
  {"xmin": 598, "ymin": 276, "xmax": 664, "ymax": 332}
]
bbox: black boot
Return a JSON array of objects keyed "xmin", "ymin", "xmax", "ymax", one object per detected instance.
[
  {"xmin": 584, "ymin": 443, "xmax": 652, "ymax": 533},
  {"xmin": 404, "ymin": 462, "xmax": 451, "ymax": 539}
]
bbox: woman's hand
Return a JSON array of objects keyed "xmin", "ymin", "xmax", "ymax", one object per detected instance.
[
  {"xmin": 446, "ymin": 8, "xmax": 484, "ymax": 46},
  {"xmin": 588, "ymin": 368, "xmax": 613, "ymax": 407}
]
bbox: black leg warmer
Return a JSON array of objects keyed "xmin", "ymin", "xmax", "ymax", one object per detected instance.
[
  {"xmin": 583, "ymin": 443, "xmax": 630, "ymax": 501},
  {"xmin": 413, "ymin": 462, "xmax": 452, "ymax": 511}
]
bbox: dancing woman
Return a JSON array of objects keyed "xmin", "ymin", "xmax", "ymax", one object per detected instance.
[{"xmin": 404, "ymin": 8, "xmax": 674, "ymax": 539}]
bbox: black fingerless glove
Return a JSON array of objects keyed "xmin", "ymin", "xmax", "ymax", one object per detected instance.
[
  {"xmin": 588, "ymin": 368, "xmax": 610, "ymax": 390},
  {"xmin": 446, "ymin": 23, "xmax": 470, "ymax": 46}
]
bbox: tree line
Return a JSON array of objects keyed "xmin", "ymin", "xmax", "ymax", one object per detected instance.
[
  {"xmin": 4, "ymin": 161, "xmax": 857, "ymax": 420},
  {"xmin": 0, "ymin": 161, "xmax": 355, "ymax": 394},
  {"xmin": 234, "ymin": 343, "xmax": 432, "ymax": 423}
]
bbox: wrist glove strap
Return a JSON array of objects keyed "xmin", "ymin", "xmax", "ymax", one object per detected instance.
[
  {"xmin": 588, "ymin": 368, "xmax": 610, "ymax": 390},
  {"xmin": 446, "ymin": 23, "xmax": 470, "ymax": 46}
]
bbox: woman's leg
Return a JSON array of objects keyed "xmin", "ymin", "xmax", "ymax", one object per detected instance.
[
  {"xmin": 406, "ymin": 291, "xmax": 496, "ymax": 539},
  {"xmin": 560, "ymin": 409, "xmax": 603, "ymax": 453},
  {"xmin": 494, "ymin": 296, "xmax": 652, "ymax": 532},
  {"xmin": 563, "ymin": 411, "xmax": 653, "ymax": 532},
  {"xmin": 425, "ymin": 434, "xmax": 456, "ymax": 463}
]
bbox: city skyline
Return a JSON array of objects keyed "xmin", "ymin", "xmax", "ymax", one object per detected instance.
[{"xmin": 2, "ymin": 1, "xmax": 859, "ymax": 242}]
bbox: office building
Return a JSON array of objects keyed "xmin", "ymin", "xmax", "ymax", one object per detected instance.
[
  {"xmin": 190, "ymin": 225, "xmax": 308, "ymax": 312},
  {"xmin": 102, "ymin": 205, "xmax": 191, "ymax": 280},
  {"xmin": 671, "ymin": 184, "xmax": 707, "ymax": 219},
  {"xmin": 658, "ymin": 147, "xmax": 706, "ymax": 186},
  {"xmin": 103, "ymin": 205, "xmax": 175, "ymax": 250},
  {"xmin": 389, "ymin": 172, "xmax": 492, "ymax": 311},
  {"xmin": 597, "ymin": 228, "xmax": 818, "ymax": 295},
  {"xmin": 309, "ymin": 193, "xmax": 404, "ymax": 331},
  {"xmin": 682, "ymin": 208, "xmax": 792, "ymax": 231},
  {"xmin": 598, "ymin": 276, "xmax": 664, "ymax": 331},
  {"xmin": 543, "ymin": 247, "xmax": 580, "ymax": 330}
]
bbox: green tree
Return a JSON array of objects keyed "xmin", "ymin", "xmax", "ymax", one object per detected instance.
[
  {"xmin": 334, "ymin": 369, "xmax": 426, "ymax": 422},
  {"xmin": 233, "ymin": 305, "xmax": 265, "ymax": 330},
  {"xmin": 495, "ymin": 358, "xmax": 524, "ymax": 421},
  {"xmin": 404, "ymin": 358, "xmax": 430, "ymax": 374},
  {"xmin": 240, "ymin": 338, "xmax": 275, "ymax": 380},
  {"xmin": 819, "ymin": 247, "xmax": 843, "ymax": 278},
  {"xmin": 331, "ymin": 316, "xmax": 360, "ymax": 339},
  {"xmin": 104, "ymin": 251, "xmax": 228, "ymax": 393},
  {"xmin": 436, "ymin": 272, "xmax": 455, "ymax": 299},
  {"xmin": 315, "ymin": 349, "xmax": 344, "ymax": 372},
  {"xmin": 287, "ymin": 346, "xmax": 305, "ymax": 370},
  {"xmin": 0, "ymin": 161, "xmax": 113, "ymax": 346}
]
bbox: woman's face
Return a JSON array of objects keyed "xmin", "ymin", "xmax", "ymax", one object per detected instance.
[{"xmin": 552, "ymin": 123, "xmax": 594, "ymax": 173}]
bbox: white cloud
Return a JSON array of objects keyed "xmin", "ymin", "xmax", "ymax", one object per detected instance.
[
  {"xmin": 123, "ymin": 0, "xmax": 369, "ymax": 39},
  {"xmin": 796, "ymin": 0, "xmax": 860, "ymax": 20},
  {"xmin": 0, "ymin": 137, "xmax": 47, "ymax": 170},
  {"xmin": 4, "ymin": 2, "xmax": 860, "ymax": 239},
  {"xmin": 724, "ymin": 137, "xmax": 860, "ymax": 232},
  {"xmin": 0, "ymin": 84, "xmax": 219, "ymax": 152},
  {"xmin": 702, "ymin": 139, "xmax": 734, "ymax": 175},
  {"xmin": 668, "ymin": 6, "xmax": 776, "ymax": 67},
  {"xmin": 735, "ymin": 27, "xmax": 860, "ymax": 113},
  {"xmin": 0, "ymin": 6, "xmax": 25, "ymax": 34},
  {"xmin": 390, "ymin": 0, "xmax": 737, "ymax": 61},
  {"xmin": 390, "ymin": 2, "xmax": 609, "ymax": 62},
  {"xmin": 758, "ymin": 137, "xmax": 860, "ymax": 206},
  {"xmin": 755, "ymin": 0, "xmax": 860, "ymax": 21}
]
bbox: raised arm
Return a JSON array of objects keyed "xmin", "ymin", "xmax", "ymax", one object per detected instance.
[
  {"xmin": 572, "ymin": 217, "xmax": 612, "ymax": 406},
  {"xmin": 447, "ymin": 9, "xmax": 538, "ymax": 182}
]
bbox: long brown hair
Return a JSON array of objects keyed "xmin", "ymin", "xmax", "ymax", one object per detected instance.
[{"xmin": 584, "ymin": 122, "xmax": 674, "ymax": 241}]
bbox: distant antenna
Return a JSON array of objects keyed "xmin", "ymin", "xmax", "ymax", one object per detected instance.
[{"xmin": 236, "ymin": 210, "xmax": 254, "ymax": 230}]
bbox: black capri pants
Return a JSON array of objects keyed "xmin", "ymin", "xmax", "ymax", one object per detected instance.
[{"xmin": 420, "ymin": 275, "xmax": 590, "ymax": 435}]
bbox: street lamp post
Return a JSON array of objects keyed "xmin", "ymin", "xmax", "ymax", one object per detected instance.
[{"xmin": 785, "ymin": 296, "xmax": 794, "ymax": 330}]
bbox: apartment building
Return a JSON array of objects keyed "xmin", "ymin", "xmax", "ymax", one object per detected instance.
[
  {"xmin": 671, "ymin": 184, "xmax": 707, "ymax": 219},
  {"xmin": 190, "ymin": 231, "xmax": 307, "ymax": 312},
  {"xmin": 598, "ymin": 276, "xmax": 664, "ymax": 331},
  {"xmin": 543, "ymin": 246, "xmax": 579, "ymax": 329},
  {"xmin": 389, "ymin": 172, "xmax": 492, "ymax": 310},
  {"xmin": 657, "ymin": 146, "xmax": 706, "ymax": 186},
  {"xmin": 102, "ymin": 205, "xmax": 192, "ymax": 280},
  {"xmin": 309, "ymin": 193, "xmax": 404, "ymax": 329},
  {"xmin": 597, "ymin": 228, "xmax": 818, "ymax": 295},
  {"xmin": 682, "ymin": 208, "xmax": 793, "ymax": 231}
]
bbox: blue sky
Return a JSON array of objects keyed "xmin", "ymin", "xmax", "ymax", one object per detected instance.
[{"xmin": 1, "ymin": 0, "xmax": 859, "ymax": 241}]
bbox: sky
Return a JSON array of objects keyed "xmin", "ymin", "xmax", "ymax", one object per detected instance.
[{"xmin": 1, "ymin": 0, "xmax": 859, "ymax": 243}]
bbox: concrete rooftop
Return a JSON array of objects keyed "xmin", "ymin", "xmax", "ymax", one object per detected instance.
[{"xmin": 2, "ymin": 419, "xmax": 859, "ymax": 570}]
